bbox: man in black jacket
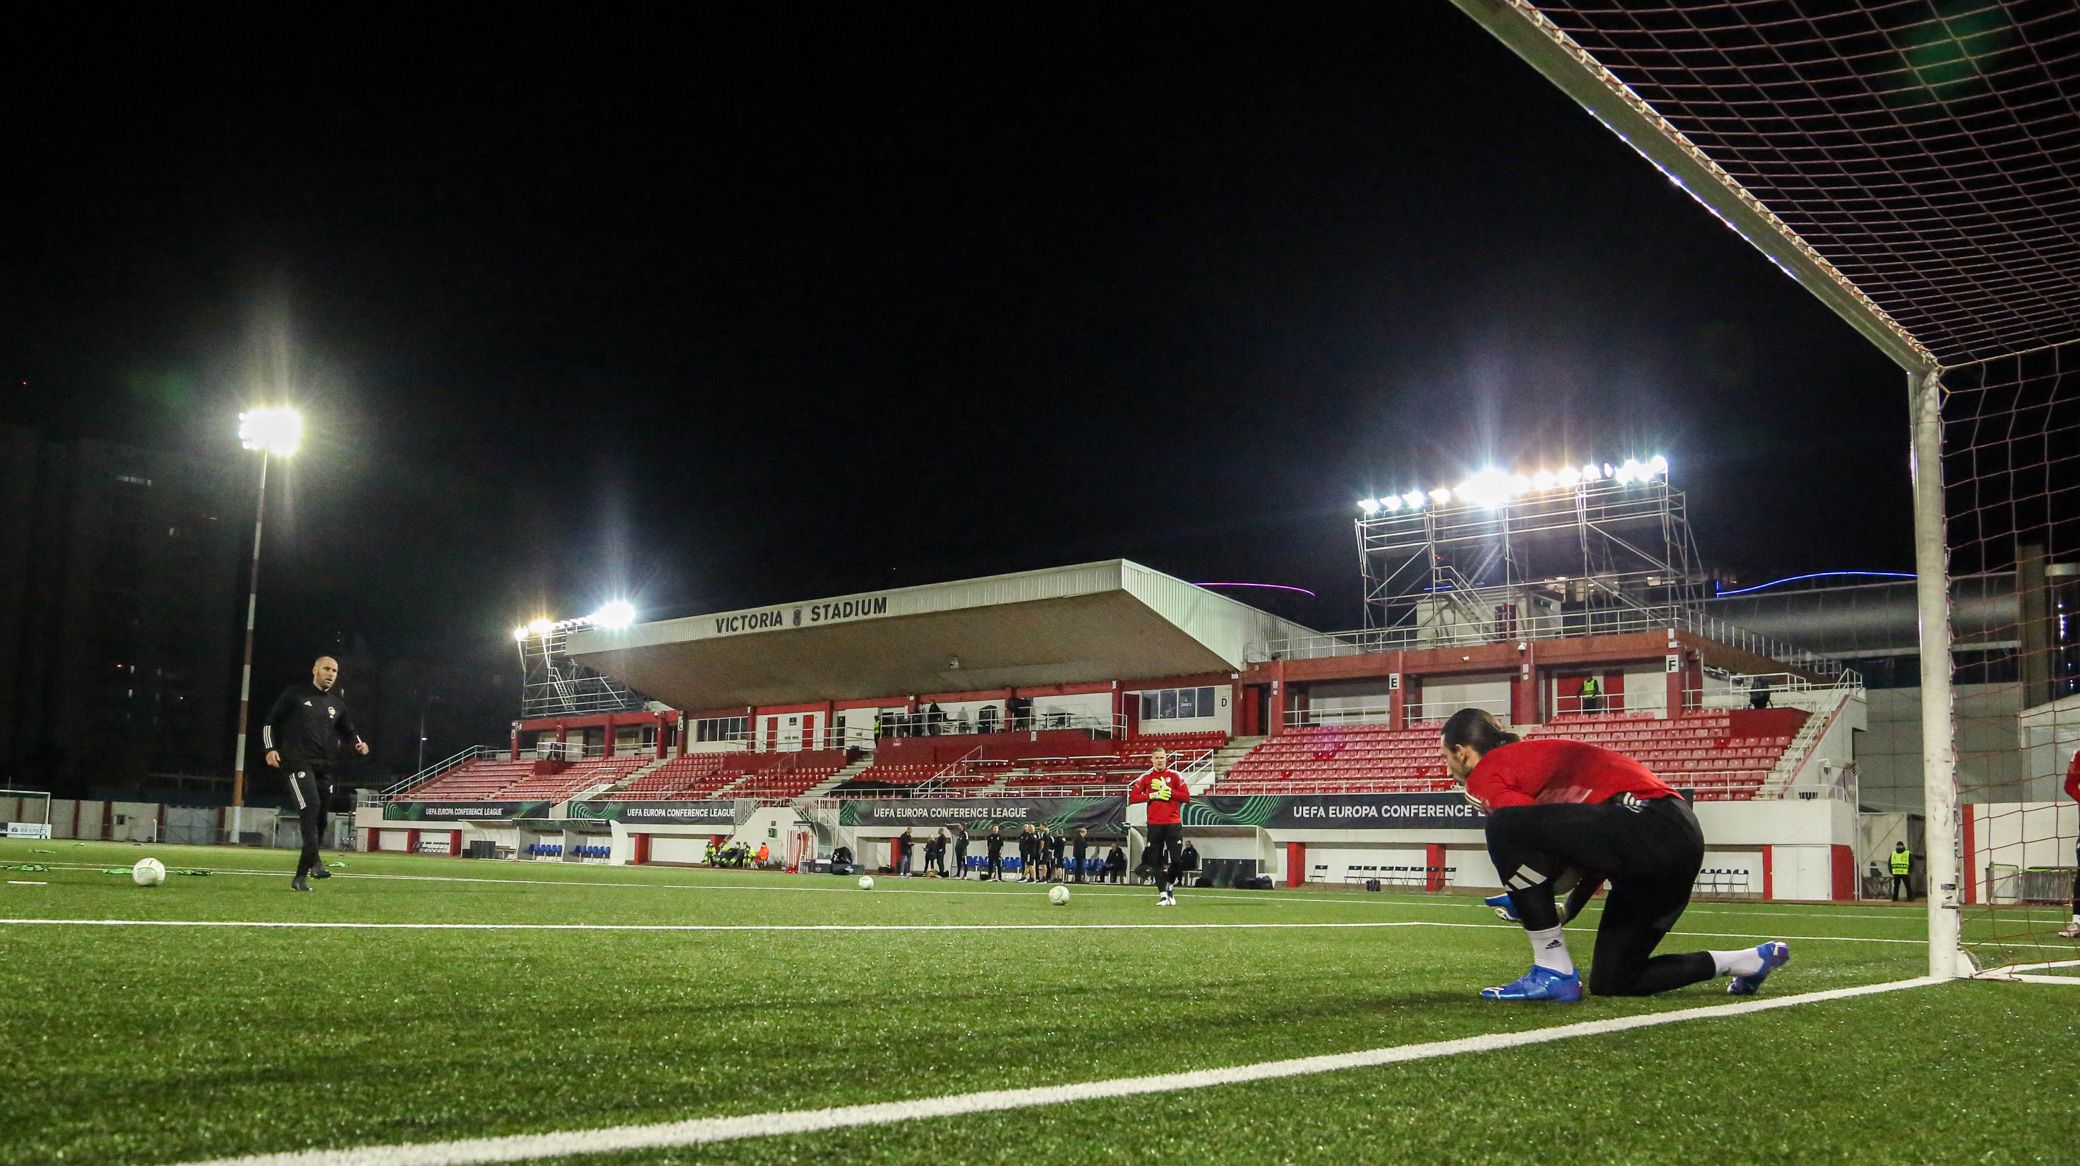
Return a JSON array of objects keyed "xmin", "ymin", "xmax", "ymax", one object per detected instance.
[{"xmin": 263, "ymin": 656, "xmax": 369, "ymax": 891}]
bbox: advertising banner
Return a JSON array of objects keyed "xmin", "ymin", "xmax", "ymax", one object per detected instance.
[
  {"xmin": 567, "ymin": 800, "xmax": 740, "ymax": 826},
  {"xmin": 380, "ymin": 801, "xmax": 553, "ymax": 822}
]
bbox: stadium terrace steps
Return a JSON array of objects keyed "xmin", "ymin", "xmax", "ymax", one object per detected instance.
[
  {"xmin": 1523, "ymin": 709, "xmax": 1808, "ymax": 801},
  {"xmin": 1221, "ymin": 723, "xmax": 1453, "ymax": 796},
  {"xmin": 1216, "ymin": 711, "xmax": 1807, "ymax": 800}
]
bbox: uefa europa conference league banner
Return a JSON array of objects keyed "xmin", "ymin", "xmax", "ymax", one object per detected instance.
[
  {"xmin": 840, "ymin": 793, "xmax": 1482, "ymax": 833},
  {"xmin": 1185, "ymin": 793, "xmax": 1483, "ymax": 830},
  {"xmin": 380, "ymin": 793, "xmax": 1479, "ymax": 830},
  {"xmin": 566, "ymin": 800, "xmax": 740, "ymax": 826},
  {"xmin": 381, "ymin": 801, "xmax": 555, "ymax": 822},
  {"xmin": 841, "ymin": 797, "xmax": 1127, "ymax": 834}
]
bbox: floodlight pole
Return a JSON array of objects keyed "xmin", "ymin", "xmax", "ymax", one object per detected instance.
[
  {"xmin": 229, "ymin": 451, "xmax": 271, "ymax": 845},
  {"xmin": 1909, "ymin": 368, "xmax": 1967, "ymax": 978}
]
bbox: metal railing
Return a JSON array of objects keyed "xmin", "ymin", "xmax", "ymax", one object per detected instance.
[
  {"xmin": 1249, "ymin": 605, "xmax": 1862, "ymax": 687},
  {"xmin": 378, "ymin": 745, "xmax": 507, "ymax": 802}
]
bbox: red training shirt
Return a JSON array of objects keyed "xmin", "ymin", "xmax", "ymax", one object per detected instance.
[
  {"xmin": 2065, "ymin": 750, "xmax": 2079, "ymax": 803},
  {"xmin": 1128, "ymin": 767, "xmax": 1192, "ymax": 825},
  {"xmin": 1463, "ymin": 738, "xmax": 1678, "ymax": 811}
]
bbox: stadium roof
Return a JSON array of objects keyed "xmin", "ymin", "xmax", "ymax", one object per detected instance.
[
  {"xmin": 1456, "ymin": 0, "xmax": 2080, "ymax": 370},
  {"xmin": 564, "ymin": 560, "xmax": 1321, "ymax": 711}
]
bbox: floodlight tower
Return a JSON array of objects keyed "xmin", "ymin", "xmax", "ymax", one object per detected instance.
[
  {"xmin": 513, "ymin": 605, "xmax": 646, "ymax": 719},
  {"xmin": 1354, "ymin": 456, "xmax": 1704, "ymax": 642},
  {"xmin": 229, "ymin": 406, "xmax": 303, "ymax": 843}
]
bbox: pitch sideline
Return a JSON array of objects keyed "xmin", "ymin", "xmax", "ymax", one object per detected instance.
[{"xmin": 166, "ymin": 975, "xmax": 1946, "ymax": 1166}]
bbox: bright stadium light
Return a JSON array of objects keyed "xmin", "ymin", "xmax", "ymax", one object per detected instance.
[
  {"xmin": 1649, "ymin": 454, "xmax": 1669, "ymax": 478},
  {"xmin": 1380, "ymin": 494, "xmax": 1403, "ymax": 512},
  {"xmin": 1580, "ymin": 463, "xmax": 1600, "ymax": 481},
  {"xmin": 512, "ymin": 626, "xmax": 530, "ymax": 642},
  {"xmin": 1531, "ymin": 469, "xmax": 1556, "ymax": 490},
  {"xmin": 1358, "ymin": 498, "xmax": 1381, "ymax": 515},
  {"xmin": 594, "ymin": 600, "xmax": 637, "ymax": 629},
  {"xmin": 527, "ymin": 618, "xmax": 553, "ymax": 637},
  {"xmin": 1460, "ymin": 467, "xmax": 1514, "ymax": 509},
  {"xmin": 237, "ymin": 406, "xmax": 303, "ymax": 457},
  {"xmin": 1615, "ymin": 458, "xmax": 1639, "ymax": 484},
  {"xmin": 1402, "ymin": 490, "xmax": 1426, "ymax": 510},
  {"xmin": 1558, "ymin": 467, "xmax": 1581, "ymax": 487}
]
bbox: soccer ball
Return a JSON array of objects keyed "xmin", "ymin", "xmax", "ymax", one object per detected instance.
[
  {"xmin": 1049, "ymin": 885, "xmax": 1071, "ymax": 906},
  {"xmin": 858, "ymin": 876, "xmax": 875, "ymax": 890},
  {"xmin": 131, "ymin": 858, "xmax": 166, "ymax": 887}
]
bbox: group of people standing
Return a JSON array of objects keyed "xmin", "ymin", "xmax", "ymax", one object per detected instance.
[{"xmin": 892, "ymin": 822, "xmax": 1132, "ymax": 881}]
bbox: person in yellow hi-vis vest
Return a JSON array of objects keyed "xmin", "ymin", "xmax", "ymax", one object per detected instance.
[{"xmin": 1888, "ymin": 842, "xmax": 1913, "ymax": 901}]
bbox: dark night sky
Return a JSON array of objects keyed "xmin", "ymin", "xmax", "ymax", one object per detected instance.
[{"xmin": 6, "ymin": 6, "xmax": 1909, "ymax": 726}]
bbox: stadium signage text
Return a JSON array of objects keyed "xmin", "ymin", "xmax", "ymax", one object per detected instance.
[
  {"xmin": 569, "ymin": 800, "xmax": 737, "ymax": 825},
  {"xmin": 1186, "ymin": 793, "xmax": 1483, "ymax": 831},
  {"xmin": 381, "ymin": 801, "xmax": 552, "ymax": 822},
  {"xmin": 711, "ymin": 594, "xmax": 890, "ymax": 636}
]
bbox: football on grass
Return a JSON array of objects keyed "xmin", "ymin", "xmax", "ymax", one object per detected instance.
[
  {"xmin": 858, "ymin": 876, "xmax": 875, "ymax": 890},
  {"xmin": 132, "ymin": 858, "xmax": 166, "ymax": 887},
  {"xmin": 1049, "ymin": 885, "xmax": 1070, "ymax": 906}
]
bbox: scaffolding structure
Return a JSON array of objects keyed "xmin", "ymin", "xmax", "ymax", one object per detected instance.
[
  {"xmin": 517, "ymin": 620, "xmax": 646, "ymax": 718},
  {"xmin": 1356, "ymin": 469, "xmax": 1704, "ymax": 644}
]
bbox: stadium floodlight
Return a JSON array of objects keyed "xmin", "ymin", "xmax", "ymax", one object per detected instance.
[
  {"xmin": 1557, "ymin": 467, "xmax": 1580, "ymax": 487},
  {"xmin": 1615, "ymin": 458, "xmax": 1639, "ymax": 485},
  {"xmin": 526, "ymin": 618, "xmax": 553, "ymax": 637},
  {"xmin": 1580, "ymin": 463, "xmax": 1600, "ymax": 481},
  {"xmin": 1426, "ymin": 486, "xmax": 1450, "ymax": 504},
  {"xmin": 1358, "ymin": 498, "xmax": 1381, "ymax": 515},
  {"xmin": 1531, "ymin": 469, "xmax": 1556, "ymax": 490},
  {"xmin": 593, "ymin": 600, "xmax": 637, "ymax": 629},
  {"xmin": 1649, "ymin": 454, "xmax": 1669, "ymax": 478},
  {"xmin": 1459, "ymin": 467, "xmax": 1515, "ymax": 509},
  {"xmin": 237, "ymin": 406, "xmax": 303, "ymax": 457},
  {"xmin": 512, "ymin": 626, "xmax": 529, "ymax": 642},
  {"xmin": 1380, "ymin": 495, "xmax": 1403, "ymax": 512},
  {"xmin": 1402, "ymin": 490, "xmax": 1425, "ymax": 510}
]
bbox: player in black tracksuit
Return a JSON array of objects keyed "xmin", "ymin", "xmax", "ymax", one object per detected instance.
[{"xmin": 263, "ymin": 656, "xmax": 368, "ymax": 891}]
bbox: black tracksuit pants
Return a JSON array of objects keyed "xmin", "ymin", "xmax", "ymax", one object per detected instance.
[
  {"xmin": 1145, "ymin": 823, "xmax": 1184, "ymax": 895},
  {"xmin": 286, "ymin": 765, "xmax": 331, "ymax": 878},
  {"xmin": 1486, "ymin": 794, "xmax": 1712, "ymax": 997}
]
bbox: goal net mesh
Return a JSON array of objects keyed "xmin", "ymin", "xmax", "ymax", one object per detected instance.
[{"xmin": 1457, "ymin": 0, "xmax": 2080, "ymax": 973}]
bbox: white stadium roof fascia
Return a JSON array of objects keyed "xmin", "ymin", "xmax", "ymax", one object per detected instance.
[{"xmin": 564, "ymin": 560, "xmax": 1321, "ymax": 711}]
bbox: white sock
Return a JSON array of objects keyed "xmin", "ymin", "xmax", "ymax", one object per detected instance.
[
  {"xmin": 1712, "ymin": 947, "xmax": 1766, "ymax": 977},
  {"xmin": 1527, "ymin": 925, "xmax": 1574, "ymax": 975}
]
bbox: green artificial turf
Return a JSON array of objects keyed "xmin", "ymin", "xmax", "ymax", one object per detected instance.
[{"xmin": 2, "ymin": 839, "xmax": 2064, "ymax": 1166}]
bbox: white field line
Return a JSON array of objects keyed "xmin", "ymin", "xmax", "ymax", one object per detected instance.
[
  {"xmin": 168, "ymin": 975, "xmax": 1946, "ymax": 1166},
  {"xmin": 0, "ymin": 915, "xmax": 1958, "ymax": 947},
  {"xmin": 19, "ymin": 860, "xmax": 1937, "ymax": 922}
]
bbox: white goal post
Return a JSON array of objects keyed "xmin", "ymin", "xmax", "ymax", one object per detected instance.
[{"xmin": 0, "ymin": 789, "xmax": 54, "ymax": 840}]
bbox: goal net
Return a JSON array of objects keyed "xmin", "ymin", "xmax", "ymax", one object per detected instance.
[
  {"xmin": 1451, "ymin": 0, "xmax": 2080, "ymax": 982},
  {"xmin": 1943, "ymin": 346, "xmax": 2080, "ymax": 979}
]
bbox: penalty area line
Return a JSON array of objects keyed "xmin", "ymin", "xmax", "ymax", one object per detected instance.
[{"xmin": 169, "ymin": 975, "xmax": 1945, "ymax": 1166}]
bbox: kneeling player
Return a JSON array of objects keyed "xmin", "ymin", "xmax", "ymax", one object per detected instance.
[{"xmin": 1443, "ymin": 709, "xmax": 1790, "ymax": 1002}]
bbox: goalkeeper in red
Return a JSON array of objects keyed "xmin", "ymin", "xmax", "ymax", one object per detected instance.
[
  {"xmin": 1128, "ymin": 747, "xmax": 1191, "ymax": 907},
  {"xmin": 1444, "ymin": 709, "xmax": 1790, "ymax": 1002}
]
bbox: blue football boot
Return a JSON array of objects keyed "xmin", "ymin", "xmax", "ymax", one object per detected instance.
[
  {"xmin": 1727, "ymin": 941, "xmax": 1791, "ymax": 996},
  {"xmin": 1479, "ymin": 965, "xmax": 1582, "ymax": 1002}
]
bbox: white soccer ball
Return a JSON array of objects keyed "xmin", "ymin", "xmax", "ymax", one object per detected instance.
[
  {"xmin": 1049, "ymin": 884, "xmax": 1070, "ymax": 906},
  {"xmin": 131, "ymin": 857, "xmax": 166, "ymax": 887},
  {"xmin": 858, "ymin": 876, "xmax": 875, "ymax": 890}
]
